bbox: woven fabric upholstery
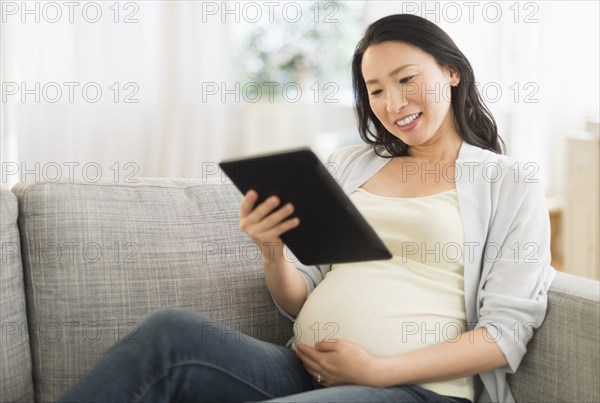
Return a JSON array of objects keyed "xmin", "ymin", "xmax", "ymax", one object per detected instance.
[
  {"xmin": 13, "ymin": 179, "xmax": 293, "ymax": 402},
  {"xmin": 0, "ymin": 188, "xmax": 34, "ymax": 402},
  {"xmin": 508, "ymin": 271, "xmax": 600, "ymax": 402}
]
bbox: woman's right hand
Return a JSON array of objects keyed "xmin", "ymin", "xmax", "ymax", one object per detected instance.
[{"xmin": 239, "ymin": 189, "xmax": 300, "ymax": 261}]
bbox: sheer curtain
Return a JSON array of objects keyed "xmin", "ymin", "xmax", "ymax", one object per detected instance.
[{"xmin": 1, "ymin": 1, "xmax": 235, "ymax": 188}]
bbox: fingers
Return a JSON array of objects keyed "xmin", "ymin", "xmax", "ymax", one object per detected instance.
[
  {"xmin": 255, "ymin": 214, "xmax": 299, "ymax": 243},
  {"xmin": 296, "ymin": 345, "xmax": 320, "ymax": 372},
  {"xmin": 298, "ymin": 352, "xmax": 329, "ymax": 386},
  {"xmin": 240, "ymin": 190, "xmax": 283, "ymax": 222},
  {"xmin": 315, "ymin": 339, "xmax": 339, "ymax": 351},
  {"xmin": 299, "ymin": 354, "xmax": 320, "ymax": 379},
  {"xmin": 239, "ymin": 189, "xmax": 258, "ymax": 218},
  {"xmin": 239, "ymin": 190, "xmax": 299, "ymax": 242}
]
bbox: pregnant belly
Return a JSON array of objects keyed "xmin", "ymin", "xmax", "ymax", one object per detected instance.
[{"xmin": 291, "ymin": 263, "xmax": 467, "ymax": 357}]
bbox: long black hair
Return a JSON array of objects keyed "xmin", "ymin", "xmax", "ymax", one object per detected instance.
[{"xmin": 352, "ymin": 14, "xmax": 505, "ymax": 157}]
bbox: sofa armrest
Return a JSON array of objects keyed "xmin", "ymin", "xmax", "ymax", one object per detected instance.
[
  {"xmin": 0, "ymin": 188, "xmax": 34, "ymax": 402},
  {"xmin": 508, "ymin": 271, "xmax": 600, "ymax": 402}
]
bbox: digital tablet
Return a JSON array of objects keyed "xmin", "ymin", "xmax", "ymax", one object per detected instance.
[{"xmin": 219, "ymin": 147, "xmax": 392, "ymax": 266}]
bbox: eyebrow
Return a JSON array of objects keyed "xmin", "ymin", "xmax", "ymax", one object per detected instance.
[{"xmin": 365, "ymin": 64, "xmax": 417, "ymax": 85}]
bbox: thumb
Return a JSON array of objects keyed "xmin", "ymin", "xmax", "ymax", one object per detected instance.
[{"xmin": 315, "ymin": 339, "xmax": 339, "ymax": 351}]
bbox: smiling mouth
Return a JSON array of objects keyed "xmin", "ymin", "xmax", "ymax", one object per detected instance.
[{"xmin": 395, "ymin": 112, "xmax": 422, "ymax": 127}]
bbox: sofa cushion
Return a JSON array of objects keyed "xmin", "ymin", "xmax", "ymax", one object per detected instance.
[
  {"xmin": 508, "ymin": 271, "xmax": 600, "ymax": 402},
  {"xmin": 12, "ymin": 179, "xmax": 293, "ymax": 402},
  {"xmin": 0, "ymin": 188, "xmax": 34, "ymax": 402}
]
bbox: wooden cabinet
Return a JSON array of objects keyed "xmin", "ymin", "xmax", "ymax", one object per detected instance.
[
  {"xmin": 547, "ymin": 197, "xmax": 563, "ymax": 271},
  {"xmin": 564, "ymin": 134, "xmax": 600, "ymax": 280}
]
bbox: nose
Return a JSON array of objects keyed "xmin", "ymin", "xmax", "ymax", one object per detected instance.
[{"xmin": 386, "ymin": 88, "xmax": 408, "ymax": 113}]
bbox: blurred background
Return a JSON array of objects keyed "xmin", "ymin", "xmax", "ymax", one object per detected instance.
[{"xmin": 1, "ymin": 0, "xmax": 598, "ymax": 279}]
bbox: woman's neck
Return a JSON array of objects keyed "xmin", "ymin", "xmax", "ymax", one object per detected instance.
[{"xmin": 407, "ymin": 132, "xmax": 463, "ymax": 163}]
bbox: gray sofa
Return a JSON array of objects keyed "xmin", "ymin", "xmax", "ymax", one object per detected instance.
[{"xmin": 1, "ymin": 179, "xmax": 599, "ymax": 403}]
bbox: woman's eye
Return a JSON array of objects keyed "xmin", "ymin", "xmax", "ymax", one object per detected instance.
[
  {"xmin": 400, "ymin": 76, "xmax": 414, "ymax": 84},
  {"xmin": 370, "ymin": 89, "xmax": 383, "ymax": 96}
]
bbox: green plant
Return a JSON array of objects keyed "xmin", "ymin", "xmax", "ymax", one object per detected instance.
[{"xmin": 234, "ymin": 1, "xmax": 364, "ymax": 101}]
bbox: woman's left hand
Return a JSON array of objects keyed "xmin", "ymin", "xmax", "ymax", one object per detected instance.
[{"xmin": 295, "ymin": 339, "xmax": 385, "ymax": 387}]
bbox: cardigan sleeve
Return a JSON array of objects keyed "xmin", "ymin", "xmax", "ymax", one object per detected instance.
[{"xmin": 475, "ymin": 175, "xmax": 556, "ymax": 373}]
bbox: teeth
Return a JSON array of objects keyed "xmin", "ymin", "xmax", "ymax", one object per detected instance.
[{"xmin": 396, "ymin": 113, "xmax": 420, "ymax": 126}]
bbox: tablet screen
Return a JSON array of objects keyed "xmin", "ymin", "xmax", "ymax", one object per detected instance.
[{"xmin": 219, "ymin": 147, "xmax": 392, "ymax": 265}]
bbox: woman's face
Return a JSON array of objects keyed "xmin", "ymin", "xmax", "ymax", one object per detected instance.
[{"xmin": 361, "ymin": 41, "xmax": 460, "ymax": 148}]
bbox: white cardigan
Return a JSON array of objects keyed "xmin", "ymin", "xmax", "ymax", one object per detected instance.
[{"xmin": 274, "ymin": 140, "xmax": 556, "ymax": 403}]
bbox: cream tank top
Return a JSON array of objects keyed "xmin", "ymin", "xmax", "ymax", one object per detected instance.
[{"xmin": 292, "ymin": 187, "xmax": 475, "ymax": 401}]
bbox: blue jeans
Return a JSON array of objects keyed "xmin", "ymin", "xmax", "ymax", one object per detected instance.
[{"xmin": 57, "ymin": 307, "xmax": 473, "ymax": 403}]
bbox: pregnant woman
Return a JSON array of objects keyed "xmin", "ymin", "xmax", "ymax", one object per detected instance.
[{"xmin": 58, "ymin": 13, "xmax": 554, "ymax": 403}]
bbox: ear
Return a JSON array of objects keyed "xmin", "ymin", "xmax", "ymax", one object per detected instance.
[{"xmin": 448, "ymin": 68, "xmax": 461, "ymax": 87}]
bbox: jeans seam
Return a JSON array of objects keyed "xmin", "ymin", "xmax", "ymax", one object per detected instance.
[{"xmin": 130, "ymin": 359, "xmax": 276, "ymax": 403}]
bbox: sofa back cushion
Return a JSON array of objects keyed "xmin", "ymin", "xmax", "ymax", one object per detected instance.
[
  {"xmin": 0, "ymin": 188, "xmax": 34, "ymax": 402},
  {"xmin": 13, "ymin": 179, "xmax": 293, "ymax": 402}
]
